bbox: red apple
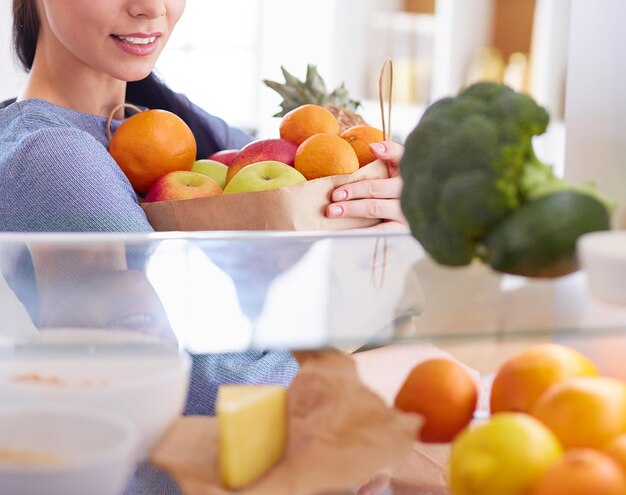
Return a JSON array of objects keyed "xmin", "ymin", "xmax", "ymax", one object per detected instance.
[
  {"xmin": 144, "ymin": 171, "xmax": 223, "ymax": 203},
  {"xmin": 226, "ymin": 138, "xmax": 298, "ymax": 185},
  {"xmin": 208, "ymin": 149, "xmax": 239, "ymax": 166}
]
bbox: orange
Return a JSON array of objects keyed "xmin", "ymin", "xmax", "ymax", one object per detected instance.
[
  {"xmin": 531, "ymin": 376, "xmax": 626, "ymax": 449},
  {"xmin": 532, "ymin": 449, "xmax": 626, "ymax": 495},
  {"xmin": 604, "ymin": 434, "xmax": 626, "ymax": 472},
  {"xmin": 394, "ymin": 358, "xmax": 478, "ymax": 443},
  {"xmin": 294, "ymin": 133, "xmax": 359, "ymax": 180},
  {"xmin": 490, "ymin": 343, "xmax": 599, "ymax": 414},
  {"xmin": 279, "ymin": 104, "xmax": 341, "ymax": 146},
  {"xmin": 341, "ymin": 125, "xmax": 384, "ymax": 167},
  {"xmin": 109, "ymin": 109, "xmax": 197, "ymax": 195}
]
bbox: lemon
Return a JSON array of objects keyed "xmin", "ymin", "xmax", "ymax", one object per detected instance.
[{"xmin": 449, "ymin": 413, "xmax": 563, "ymax": 495}]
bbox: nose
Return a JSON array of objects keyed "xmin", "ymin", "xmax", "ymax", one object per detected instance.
[{"xmin": 128, "ymin": 0, "xmax": 166, "ymax": 19}]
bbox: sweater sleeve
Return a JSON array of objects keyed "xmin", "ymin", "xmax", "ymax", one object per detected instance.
[{"xmin": 0, "ymin": 127, "xmax": 153, "ymax": 233}]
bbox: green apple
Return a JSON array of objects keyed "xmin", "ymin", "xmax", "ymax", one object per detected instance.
[
  {"xmin": 223, "ymin": 161, "xmax": 307, "ymax": 194},
  {"xmin": 191, "ymin": 159, "xmax": 229, "ymax": 189}
]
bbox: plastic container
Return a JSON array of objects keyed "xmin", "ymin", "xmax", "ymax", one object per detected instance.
[
  {"xmin": 0, "ymin": 403, "xmax": 138, "ymax": 495},
  {"xmin": 577, "ymin": 230, "xmax": 626, "ymax": 304}
]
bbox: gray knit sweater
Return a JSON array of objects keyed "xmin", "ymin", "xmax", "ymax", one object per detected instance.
[{"xmin": 0, "ymin": 98, "xmax": 300, "ymax": 494}]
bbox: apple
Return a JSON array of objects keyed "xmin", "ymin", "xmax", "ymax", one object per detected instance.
[
  {"xmin": 223, "ymin": 161, "xmax": 307, "ymax": 194},
  {"xmin": 226, "ymin": 139, "xmax": 298, "ymax": 185},
  {"xmin": 144, "ymin": 170, "xmax": 223, "ymax": 203},
  {"xmin": 208, "ymin": 149, "xmax": 239, "ymax": 166},
  {"xmin": 191, "ymin": 159, "xmax": 228, "ymax": 188}
]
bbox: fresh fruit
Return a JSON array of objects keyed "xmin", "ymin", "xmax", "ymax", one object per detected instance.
[
  {"xmin": 264, "ymin": 64, "xmax": 366, "ymax": 131},
  {"xmin": 394, "ymin": 358, "xmax": 478, "ymax": 443},
  {"xmin": 532, "ymin": 449, "xmax": 626, "ymax": 495},
  {"xmin": 209, "ymin": 149, "xmax": 239, "ymax": 166},
  {"xmin": 490, "ymin": 343, "xmax": 599, "ymax": 414},
  {"xmin": 341, "ymin": 125, "xmax": 385, "ymax": 167},
  {"xmin": 294, "ymin": 133, "xmax": 359, "ymax": 180},
  {"xmin": 604, "ymin": 434, "xmax": 626, "ymax": 472},
  {"xmin": 531, "ymin": 376, "xmax": 626, "ymax": 449},
  {"xmin": 217, "ymin": 385, "xmax": 287, "ymax": 490},
  {"xmin": 483, "ymin": 191, "xmax": 611, "ymax": 277},
  {"xmin": 449, "ymin": 413, "xmax": 563, "ymax": 495},
  {"xmin": 191, "ymin": 159, "xmax": 228, "ymax": 189},
  {"xmin": 226, "ymin": 138, "xmax": 298, "ymax": 185},
  {"xmin": 279, "ymin": 104, "xmax": 341, "ymax": 146},
  {"xmin": 143, "ymin": 170, "xmax": 222, "ymax": 203},
  {"xmin": 223, "ymin": 161, "xmax": 307, "ymax": 194},
  {"xmin": 109, "ymin": 109, "xmax": 197, "ymax": 195}
]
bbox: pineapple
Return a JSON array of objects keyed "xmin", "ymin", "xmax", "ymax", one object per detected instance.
[{"xmin": 264, "ymin": 65, "xmax": 366, "ymax": 131}]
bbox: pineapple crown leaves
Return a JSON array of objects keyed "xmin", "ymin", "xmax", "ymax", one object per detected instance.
[{"xmin": 263, "ymin": 64, "xmax": 361, "ymax": 118}]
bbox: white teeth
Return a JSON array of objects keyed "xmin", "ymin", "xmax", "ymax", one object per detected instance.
[{"xmin": 117, "ymin": 36, "xmax": 156, "ymax": 45}]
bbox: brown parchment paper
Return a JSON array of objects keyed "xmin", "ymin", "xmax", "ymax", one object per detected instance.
[
  {"xmin": 141, "ymin": 160, "xmax": 389, "ymax": 232},
  {"xmin": 149, "ymin": 350, "xmax": 420, "ymax": 495}
]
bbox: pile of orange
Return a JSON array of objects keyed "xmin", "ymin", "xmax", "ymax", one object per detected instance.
[
  {"xmin": 279, "ymin": 104, "xmax": 384, "ymax": 180},
  {"xmin": 108, "ymin": 104, "xmax": 384, "ymax": 200},
  {"xmin": 395, "ymin": 343, "xmax": 626, "ymax": 495}
]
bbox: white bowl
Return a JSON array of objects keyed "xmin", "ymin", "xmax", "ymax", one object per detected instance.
[
  {"xmin": 0, "ymin": 348, "xmax": 191, "ymax": 459},
  {"xmin": 0, "ymin": 403, "xmax": 138, "ymax": 495},
  {"xmin": 577, "ymin": 230, "xmax": 626, "ymax": 304}
]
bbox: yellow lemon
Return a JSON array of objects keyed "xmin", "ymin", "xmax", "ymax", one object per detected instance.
[{"xmin": 449, "ymin": 413, "xmax": 563, "ymax": 495}]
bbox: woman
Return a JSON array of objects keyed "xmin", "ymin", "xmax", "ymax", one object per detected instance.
[
  {"xmin": 1, "ymin": 1, "xmax": 411, "ymax": 493},
  {"xmin": 2, "ymin": 0, "xmax": 407, "ymax": 232}
]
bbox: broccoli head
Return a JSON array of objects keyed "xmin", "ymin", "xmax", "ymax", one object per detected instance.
[{"xmin": 400, "ymin": 82, "xmax": 551, "ymax": 266}]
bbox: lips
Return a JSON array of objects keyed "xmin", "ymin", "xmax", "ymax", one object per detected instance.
[{"xmin": 110, "ymin": 32, "xmax": 162, "ymax": 56}]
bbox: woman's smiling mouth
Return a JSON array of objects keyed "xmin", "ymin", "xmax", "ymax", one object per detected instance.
[
  {"xmin": 111, "ymin": 32, "xmax": 162, "ymax": 55},
  {"xmin": 113, "ymin": 35, "xmax": 157, "ymax": 45}
]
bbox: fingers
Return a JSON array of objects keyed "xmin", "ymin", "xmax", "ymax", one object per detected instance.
[
  {"xmin": 326, "ymin": 141, "xmax": 407, "ymax": 225},
  {"xmin": 326, "ymin": 197, "xmax": 408, "ymax": 224},
  {"xmin": 331, "ymin": 176, "xmax": 403, "ymax": 202},
  {"xmin": 370, "ymin": 141, "xmax": 405, "ymax": 177}
]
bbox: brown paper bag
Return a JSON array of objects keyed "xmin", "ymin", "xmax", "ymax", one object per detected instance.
[
  {"xmin": 141, "ymin": 160, "xmax": 389, "ymax": 231},
  {"xmin": 150, "ymin": 350, "xmax": 420, "ymax": 495}
]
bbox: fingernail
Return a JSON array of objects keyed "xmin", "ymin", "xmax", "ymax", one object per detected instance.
[
  {"xmin": 328, "ymin": 205, "xmax": 343, "ymax": 218},
  {"xmin": 370, "ymin": 142, "xmax": 386, "ymax": 154},
  {"xmin": 333, "ymin": 189, "xmax": 348, "ymax": 201}
]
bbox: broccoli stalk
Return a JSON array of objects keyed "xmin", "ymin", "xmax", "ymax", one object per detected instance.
[{"xmin": 521, "ymin": 150, "xmax": 615, "ymax": 211}]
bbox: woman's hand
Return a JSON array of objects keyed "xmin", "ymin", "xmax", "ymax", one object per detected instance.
[{"xmin": 325, "ymin": 141, "xmax": 408, "ymax": 230}]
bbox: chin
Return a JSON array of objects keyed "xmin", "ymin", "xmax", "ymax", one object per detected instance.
[
  {"xmin": 110, "ymin": 61, "xmax": 158, "ymax": 83},
  {"xmin": 123, "ymin": 68, "xmax": 157, "ymax": 82}
]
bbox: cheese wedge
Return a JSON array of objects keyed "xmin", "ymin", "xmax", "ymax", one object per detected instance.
[{"xmin": 217, "ymin": 385, "xmax": 288, "ymax": 489}]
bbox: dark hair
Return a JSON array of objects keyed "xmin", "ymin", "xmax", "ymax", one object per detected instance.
[
  {"xmin": 12, "ymin": 0, "xmax": 39, "ymax": 71},
  {"xmin": 126, "ymin": 73, "xmax": 233, "ymax": 158}
]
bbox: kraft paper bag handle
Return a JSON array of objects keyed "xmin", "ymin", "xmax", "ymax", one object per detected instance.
[
  {"xmin": 379, "ymin": 57, "xmax": 393, "ymax": 143},
  {"xmin": 371, "ymin": 58, "xmax": 394, "ymax": 290},
  {"xmin": 105, "ymin": 103, "xmax": 144, "ymax": 144}
]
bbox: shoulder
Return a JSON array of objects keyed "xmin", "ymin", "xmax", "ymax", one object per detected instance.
[
  {"xmin": 0, "ymin": 103, "xmax": 152, "ymax": 233},
  {"xmin": 0, "ymin": 99, "xmax": 78, "ymax": 133},
  {"xmin": 2, "ymin": 121, "xmax": 119, "ymax": 181}
]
